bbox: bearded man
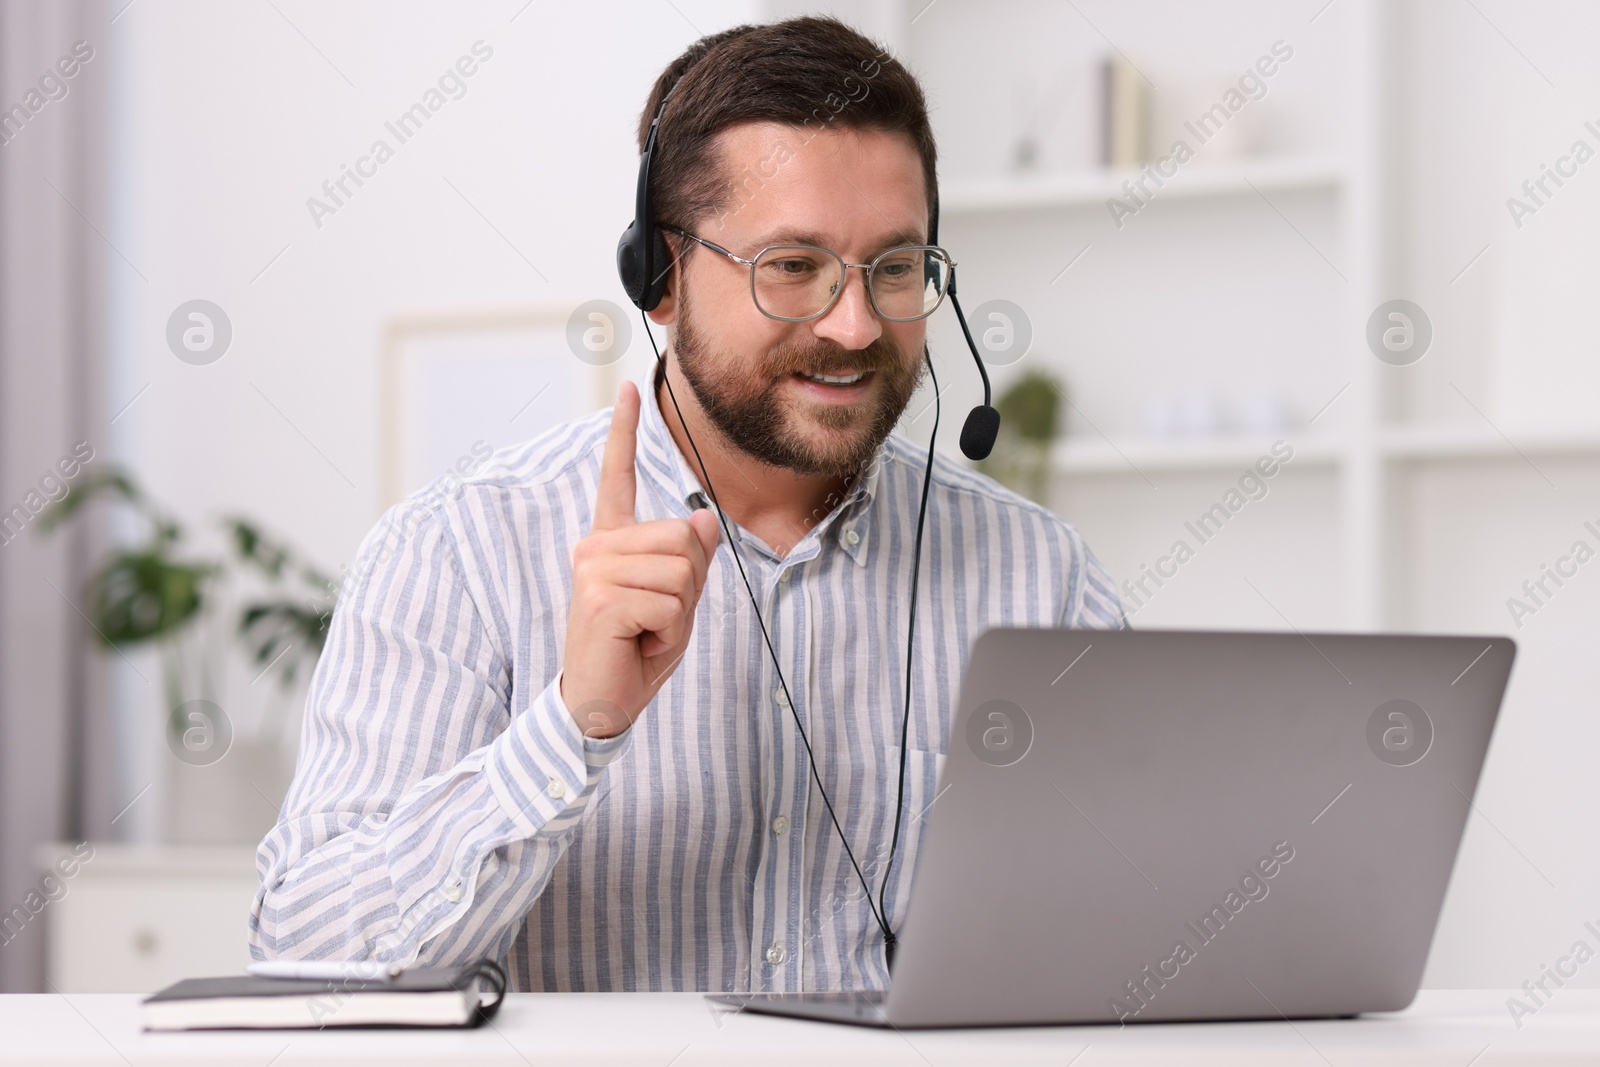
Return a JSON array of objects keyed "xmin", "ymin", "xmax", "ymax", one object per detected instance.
[{"xmin": 252, "ymin": 15, "xmax": 1122, "ymax": 993}]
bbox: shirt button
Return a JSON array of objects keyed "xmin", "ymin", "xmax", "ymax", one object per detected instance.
[
  {"xmin": 766, "ymin": 944, "xmax": 786, "ymax": 966},
  {"xmin": 844, "ymin": 528, "xmax": 860, "ymax": 546},
  {"xmin": 774, "ymin": 688, "xmax": 790, "ymax": 708},
  {"xmin": 441, "ymin": 881, "xmax": 462, "ymax": 903},
  {"xmin": 779, "ymin": 568, "xmax": 792, "ymax": 583},
  {"xmin": 547, "ymin": 778, "xmax": 567, "ymax": 798},
  {"xmin": 771, "ymin": 815, "xmax": 790, "ymax": 835}
]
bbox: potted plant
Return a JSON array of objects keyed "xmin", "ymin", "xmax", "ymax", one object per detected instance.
[
  {"xmin": 40, "ymin": 470, "xmax": 336, "ymax": 767},
  {"xmin": 978, "ymin": 369, "xmax": 1065, "ymax": 504}
]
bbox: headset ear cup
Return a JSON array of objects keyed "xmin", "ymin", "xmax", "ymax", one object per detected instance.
[
  {"xmin": 616, "ymin": 223, "xmax": 645, "ymax": 307},
  {"xmin": 640, "ymin": 225, "xmax": 673, "ymax": 311}
]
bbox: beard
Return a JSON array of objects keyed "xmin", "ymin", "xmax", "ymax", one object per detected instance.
[{"xmin": 671, "ymin": 282, "xmax": 927, "ymax": 480}]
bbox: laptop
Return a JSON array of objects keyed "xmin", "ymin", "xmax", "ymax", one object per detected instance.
[{"xmin": 710, "ymin": 627, "xmax": 1515, "ymax": 1028}]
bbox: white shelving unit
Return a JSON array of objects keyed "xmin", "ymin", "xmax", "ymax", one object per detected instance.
[
  {"xmin": 918, "ymin": 0, "xmax": 1600, "ymax": 639},
  {"xmin": 1379, "ymin": 425, "xmax": 1600, "ymax": 462},
  {"xmin": 916, "ymin": 0, "xmax": 1594, "ymax": 633}
]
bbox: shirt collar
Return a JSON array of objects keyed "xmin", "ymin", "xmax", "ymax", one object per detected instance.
[
  {"xmin": 633, "ymin": 359, "xmax": 883, "ymax": 566},
  {"xmin": 635, "ymin": 358, "xmax": 711, "ymax": 517}
]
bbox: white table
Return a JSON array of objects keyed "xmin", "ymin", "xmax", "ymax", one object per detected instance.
[{"xmin": 4, "ymin": 990, "xmax": 1597, "ymax": 1065}]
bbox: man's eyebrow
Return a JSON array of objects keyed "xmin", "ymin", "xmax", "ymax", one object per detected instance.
[{"xmin": 745, "ymin": 228, "xmax": 927, "ymax": 253}]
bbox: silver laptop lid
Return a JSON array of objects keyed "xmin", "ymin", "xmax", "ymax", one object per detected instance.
[{"xmin": 885, "ymin": 628, "xmax": 1514, "ymax": 1027}]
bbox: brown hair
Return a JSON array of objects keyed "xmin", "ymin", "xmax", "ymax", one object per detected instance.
[{"xmin": 636, "ymin": 16, "xmax": 938, "ymax": 238}]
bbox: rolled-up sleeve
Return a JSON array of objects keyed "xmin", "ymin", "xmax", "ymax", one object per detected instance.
[{"xmin": 249, "ymin": 499, "xmax": 630, "ymax": 967}]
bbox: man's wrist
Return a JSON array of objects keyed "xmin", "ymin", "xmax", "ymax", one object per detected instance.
[{"xmin": 558, "ymin": 670, "xmax": 632, "ymax": 741}]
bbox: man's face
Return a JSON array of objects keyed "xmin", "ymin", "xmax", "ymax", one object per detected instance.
[{"xmin": 658, "ymin": 123, "xmax": 930, "ymax": 480}]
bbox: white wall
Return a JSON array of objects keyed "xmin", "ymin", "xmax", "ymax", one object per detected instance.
[
  {"xmin": 108, "ymin": 0, "xmax": 762, "ymax": 568},
  {"xmin": 103, "ymin": 0, "xmax": 762, "ymax": 841}
]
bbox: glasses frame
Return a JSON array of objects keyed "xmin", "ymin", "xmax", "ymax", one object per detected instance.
[{"xmin": 662, "ymin": 225, "xmax": 957, "ymax": 324}]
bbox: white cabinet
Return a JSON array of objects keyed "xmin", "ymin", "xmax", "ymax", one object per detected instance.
[{"xmin": 36, "ymin": 844, "xmax": 258, "ymax": 993}]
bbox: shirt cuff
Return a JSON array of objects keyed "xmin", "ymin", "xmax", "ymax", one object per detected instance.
[
  {"xmin": 485, "ymin": 672, "xmax": 632, "ymax": 836},
  {"xmin": 554, "ymin": 667, "xmax": 636, "ymax": 760}
]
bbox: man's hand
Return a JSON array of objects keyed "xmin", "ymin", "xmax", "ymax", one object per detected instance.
[{"xmin": 560, "ymin": 381, "xmax": 721, "ymax": 739}]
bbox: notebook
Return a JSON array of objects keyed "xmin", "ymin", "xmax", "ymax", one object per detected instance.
[{"xmin": 142, "ymin": 960, "xmax": 506, "ymax": 1031}]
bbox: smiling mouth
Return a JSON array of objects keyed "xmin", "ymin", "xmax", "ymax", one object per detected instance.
[{"xmin": 794, "ymin": 370, "xmax": 869, "ymax": 385}]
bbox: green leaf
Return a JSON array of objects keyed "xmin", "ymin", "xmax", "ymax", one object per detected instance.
[
  {"xmin": 224, "ymin": 516, "xmax": 293, "ymax": 578},
  {"xmin": 85, "ymin": 550, "xmax": 214, "ymax": 646},
  {"xmin": 236, "ymin": 598, "xmax": 334, "ymax": 688},
  {"xmin": 36, "ymin": 469, "xmax": 153, "ymax": 534}
]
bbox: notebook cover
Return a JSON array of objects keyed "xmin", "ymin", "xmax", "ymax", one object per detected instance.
[{"xmin": 145, "ymin": 968, "xmax": 470, "ymax": 1003}]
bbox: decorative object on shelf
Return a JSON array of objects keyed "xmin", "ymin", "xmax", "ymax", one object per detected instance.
[
  {"xmin": 1141, "ymin": 389, "xmax": 1225, "ymax": 439},
  {"xmin": 37, "ymin": 469, "xmax": 335, "ymax": 744},
  {"xmin": 1139, "ymin": 389, "xmax": 1297, "ymax": 440},
  {"xmin": 1100, "ymin": 53, "xmax": 1147, "ymax": 168},
  {"xmin": 1010, "ymin": 73, "xmax": 1039, "ymax": 173},
  {"xmin": 977, "ymin": 369, "xmax": 1064, "ymax": 504},
  {"xmin": 1147, "ymin": 75, "xmax": 1272, "ymax": 167},
  {"xmin": 1236, "ymin": 390, "xmax": 1295, "ymax": 434},
  {"xmin": 1142, "ymin": 42, "xmax": 1292, "ymax": 170},
  {"xmin": 1173, "ymin": 390, "xmax": 1225, "ymax": 438},
  {"xmin": 1012, "ymin": 134, "xmax": 1039, "ymax": 172},
  {"xmin": 1008, "ymin": 64, "xmax": 1098, "ymax": 175}
]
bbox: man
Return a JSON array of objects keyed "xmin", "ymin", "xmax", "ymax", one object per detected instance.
[{"xmin": 252, "ymin": 16, "xmax": 1122, "ymax": 993}]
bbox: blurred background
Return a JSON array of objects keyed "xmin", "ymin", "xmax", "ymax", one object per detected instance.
[{"xmin": 1, "ymin": 0, "xmax": 1596, "ymax": 995}]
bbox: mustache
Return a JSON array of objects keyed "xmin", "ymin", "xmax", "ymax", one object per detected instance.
[{"xmin": 765, "ymin": 336, "xmax": 906, "ymax": 378}]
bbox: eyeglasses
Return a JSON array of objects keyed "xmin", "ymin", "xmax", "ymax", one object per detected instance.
[{"xmin": 663, "ymin": 225, "xmax": 956, "ymax": 323}]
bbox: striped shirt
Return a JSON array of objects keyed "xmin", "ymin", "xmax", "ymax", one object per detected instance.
[{"xmin": 251, "ymin": 358, "xmax": 1125, "ymax": 992}]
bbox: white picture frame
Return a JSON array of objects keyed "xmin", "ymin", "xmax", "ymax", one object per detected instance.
[{"xmin": 376, "ymin": 305, "xmax": 619, "ymax": 510}]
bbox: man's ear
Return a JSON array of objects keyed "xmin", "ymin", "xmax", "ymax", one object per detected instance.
[{"xmin": 647, "ymin": 232, "xmax": 682, "ymax": 326}]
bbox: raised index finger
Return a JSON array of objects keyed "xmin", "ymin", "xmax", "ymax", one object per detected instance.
[{"xmin": 592, "ymin": 380, "xmax": 640, "ymax": 531}]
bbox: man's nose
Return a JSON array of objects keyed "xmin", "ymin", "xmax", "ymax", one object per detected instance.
[{"xmin": 810, "ymin": 267, "xmax": 882, "ymax": 351}]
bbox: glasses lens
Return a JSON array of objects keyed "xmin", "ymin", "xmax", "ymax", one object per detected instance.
[
  {"xmin": 870, "ymin": 247, "xmax": 950, "ymax": 321},
  {"xmin": 752, "ymin": 246, "xmax": 843, "ymax": 320}
]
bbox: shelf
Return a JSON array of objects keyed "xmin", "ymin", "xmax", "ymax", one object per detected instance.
[
  {"xmin": 1049, "ymin": 434, "xmax": 1343, "ymax": 475},
  {"xmin": 1039, "ymin": 426, "xmax": 1600, "ymax": 477},
  {"xmin": 940, "ymin": 156, "xmax": 1347, "ymax": 214},
  {"xmin": 1380, "ymin": 425, "xmax": 1600, "ymax": 461}
]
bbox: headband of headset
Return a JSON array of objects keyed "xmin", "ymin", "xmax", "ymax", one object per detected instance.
[{"xmin": 616, "ymin": 85, "xmax": 677, "ymax": 311}]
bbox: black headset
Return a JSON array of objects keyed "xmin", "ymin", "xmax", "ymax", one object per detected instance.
[
  {"xmin": 618, "ymin": 85, "xmax": 1000, "ymax": 460},
  {"xmin": 615, "ymin": 78, "xmax": 1000, "ymax": 973}
]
